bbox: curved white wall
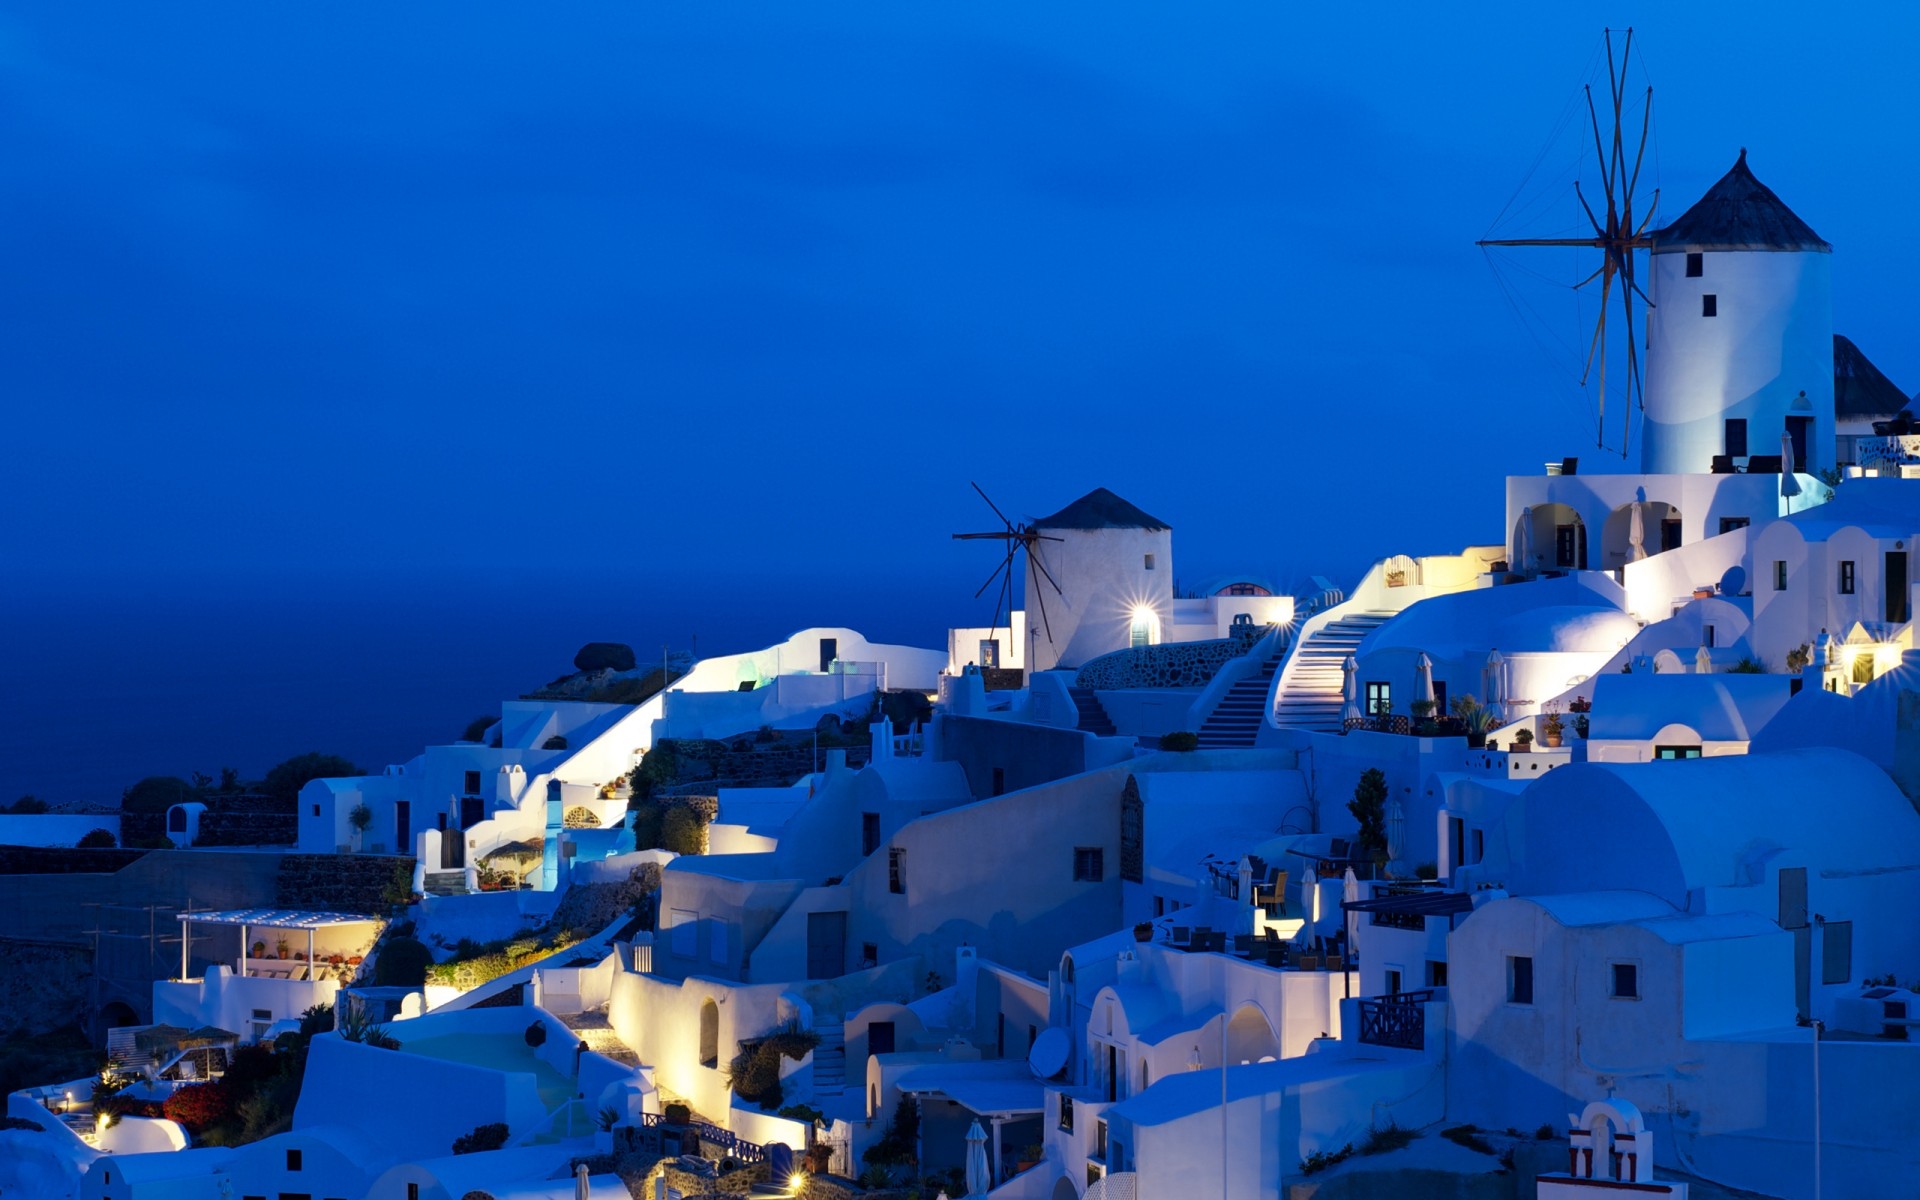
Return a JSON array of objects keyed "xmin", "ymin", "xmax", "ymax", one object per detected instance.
[{"xmin": 1642, "ymin": 247, "xmax": 1832, "ymax": 475}]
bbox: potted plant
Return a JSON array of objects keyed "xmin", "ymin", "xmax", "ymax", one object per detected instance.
[
  {"xmin": 1513, "ymin": 728, "xmax": 1535, "ymax": 753},
  {"xmin": 1016, "ymin": 1143, "xmax": 1045, "ymax": 1173},
  {"xmin": 1133, "ymin": 922, "xmax": 1154, "ymax": 943},
  {"xmin": 1569, "ymin": 694, "xmax": 1592, "ymax": 739},
  {"xmin": 348, "ymin": 802, "xmax": 373, "ymax": 851},
  {"xmin": 347, "ymin": 954, "xmax": 363, "ymax": 966},
  {"xmin": 1541, "ymin": 702, "xmax": 1565, "ymax": 749},
  {"xmin": 275, "ymin": 936, "xmax": 290, "ymax": 960},
  {"xmin": 294, "ymin": 951, "xmax": 307, "ymax": 962},
  {"xmin": 251, "ymin": 940, "xmax": 266, "ymax": 959}
]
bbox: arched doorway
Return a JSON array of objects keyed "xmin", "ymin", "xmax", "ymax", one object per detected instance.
[
  {"xmin": 1518, "ymin": 504, "xmax": 1587, "ymax": 571},
  {"xmin": 1601, "ymin": 500, "xmax": 1682, "ymax": 566},
  {"xmin": 1225, "ymin": 1005, "xmax": 1280, "ymax": 1065},
  {"xmin": 1051, "ymin": 1176, "xmax": 1082, "ymax": 1200},
  {"xmin": 699, "ymin": 999, "xmax": 719, "ymax": 1069}
]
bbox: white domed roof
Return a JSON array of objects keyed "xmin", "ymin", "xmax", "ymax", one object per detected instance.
[{"xmin": 1491, "ymin": 606, "xmax": 1641, "ymax": 654}]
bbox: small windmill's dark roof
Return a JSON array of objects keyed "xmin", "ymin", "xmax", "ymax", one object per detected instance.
[
  {"xmin": 1652, "ymin": 150, "xmax": 1829, "ymax": 254},
  {"xmin": 1033, "ymin": 487, "xmax": 1170, "ymax": 531},
  {"xmin": 1835, "ymin": 334, "xmax": 1910, "ymax": 419}
]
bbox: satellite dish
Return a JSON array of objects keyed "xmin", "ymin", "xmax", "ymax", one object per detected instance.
[
  {"xmin": 1719, "ymin": 566, "xmax": 1746, "ymax": 597},
  {"xmin": 1027, "ymin": 1028, "xmax": 1069, "ymax": 1080}
]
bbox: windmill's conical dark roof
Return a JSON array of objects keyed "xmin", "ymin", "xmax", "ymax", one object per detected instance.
[
  {"xmin": 1835, "ymin": 334, "xmax": 1909, "ymax": 419},
  {"xmin": 1653, "ymin": 150, "xmax": 1829, "ymax": 253},
  {"xmin": 1032, "ymin": 487, "xmax": 1169, "ymax": 531}
]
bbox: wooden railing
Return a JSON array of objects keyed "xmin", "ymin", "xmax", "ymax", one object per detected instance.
[{"xmin": 1356, "ymin": 990, "xmax": 1434, "ymax": 1051}]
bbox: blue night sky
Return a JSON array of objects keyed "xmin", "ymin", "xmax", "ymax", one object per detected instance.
[{"xmin": 6, "ymin": 4, "xmax": 1920, "ymax": 802}]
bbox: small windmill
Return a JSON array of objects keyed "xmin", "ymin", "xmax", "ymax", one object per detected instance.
[
  {"xmin": 1479, "ymin": 27, "xmax": 1658, "ymax": 457},
  {"xmin": 952, "ymin": 482, "xmax": 1065, "ymax": 667}
]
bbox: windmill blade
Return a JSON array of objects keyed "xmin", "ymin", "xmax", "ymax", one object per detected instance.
[
  {"xmin": 1621, "ymin": 265, "xmax": 1645, "ymax": 418},
  {"xmin": 1028, "ymin": 550, "xmax": 1056, "ymax": 644},
  {"xmin": 1580, "ymin": 270, "xmax": 1615, "ymax": 386},
  {"xmin": 953, "ymin": 532, "xmax": 1017, "ymax": 541},
  {"xmin": 1633, "ymin": 189, "xmax": 1661, "ymax": 236},
  {"xmin": 970, "ymin": 481, "xmax": 1015, "ymax": 531},
  {"xmin": 1626, "ymin": 87, "xmax": 1654, "ymax": 200},
  {"xmin": 990, "ymin": 559, "xmax": 1014, "ymax": 646},
  {"xmin": 1024, "ymin": 536, "xmax": 1066, "ymax": 595},
  {"xmin": 1573, "ymin": 180, "xmax": 1605, "ymax": 240},
  {"xmin": 974, "ymin": 547, "xmax": 1014, "ymax": 599}
]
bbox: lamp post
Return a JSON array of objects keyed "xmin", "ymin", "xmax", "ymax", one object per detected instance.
[{"xmin": 1811, "ymin": 1018, "xmax": 1823, "ymax": 1200}]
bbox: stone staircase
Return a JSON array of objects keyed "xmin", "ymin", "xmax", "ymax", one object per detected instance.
[
  {"xmin": 1270, "ymin": 612, "xmax": 1397, "ymax": 733},
  {"xmin": 1195, "ymin": 652, "xmax": 1283, "ymax": 749},
  {"xmin": 812, "ymin": 1020, "xmax": 846, "ymax": 1098},
  {"xmin": 1066, "ymin": 686, "xmax": 1117, "ymax": 736}
]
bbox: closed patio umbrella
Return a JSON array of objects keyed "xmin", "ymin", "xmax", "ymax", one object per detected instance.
[
  {"xmin": 1342, "ymin": 867, "xmax": 1361, "ymax": 961},
  {"xmin": 1628, "ymin": 487, "xmax": 1648, "ymax": 562},
  {"xmin": 1341, "ymin": 656, "xmax": 1362, "ymax": 728},
  {"xmin": 1781, "ymin": 433, "xmax": 1804, "ymax": 511},
  {"xmin": 1696, "ymin": 644, "xmax": 1713, "ymax": 674},
  {"xmin": 1414, "ymin": 652, "xmax": 1436, "ymax": 713},
  {"xmin": 1483, "ymin": 649, "xmax": 1506, "ymax": 724},
  {"xmin": 1301, "ymin": 865, "xmax": 1319, "ymax": 934},
  {"xmin": 576, "ymin": 1163, "xmax": 590, "ymax": 1200},
  {"xmin": 1515, "ymin": 508, "xmax": 1535, "ymax": 571},
  {"xmin": 965, "ymin": 1119, "xmax": 991, "ymax": 1196}
]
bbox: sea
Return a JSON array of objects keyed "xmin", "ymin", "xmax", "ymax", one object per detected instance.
[{"xmin": 2, "ymin": 573, "xmax": 950, "ymax": 810}]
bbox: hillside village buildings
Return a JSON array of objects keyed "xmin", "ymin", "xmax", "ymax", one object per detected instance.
[{"xmin": 9, "ymin": 155, "xmax": 1920, "ymax": 1200}]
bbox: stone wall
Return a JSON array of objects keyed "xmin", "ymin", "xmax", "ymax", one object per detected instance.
[
  {"xmin": 0, "ymin": 846, "xmax": 149, "ymax": 874},
  {"xmin": 1075, "ymin": 631, "xmax": 1260, "ymax": 690},
  {"xmin": 274, "ymin": 854, "xmax": 415, "ymax": 915},
  {"xmin": 195, "ymin": 792, "xmax": 298, "ymax": 846}
]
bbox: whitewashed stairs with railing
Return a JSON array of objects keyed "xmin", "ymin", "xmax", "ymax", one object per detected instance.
[{"xmin": 1269, "ymin": 611, "xmax": 1396, "ymax": 733}]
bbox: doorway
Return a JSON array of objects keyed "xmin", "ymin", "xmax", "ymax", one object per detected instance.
[
  {"xmin": 806, "ymin": 911, "xmax": 846, "ymax": 980},
  {"xmin": 1887, "ymin": 551, "xmax": 1909, "ymax": 623},
  {"xmin": 394, "ymin": 801, "xmax": 410, "ymax": 856},
  {"xmin": 819, "ymin": 637, "xmax": 838, "ymax": 672}
]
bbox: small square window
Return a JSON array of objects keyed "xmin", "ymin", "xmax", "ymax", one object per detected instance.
[
  {"xmin": 888, "ymin": 848, "xmax": 906, "ymax": 895},
  {"xmin": 312, "ymin": 804, "xmax": 320, "ymax": 817},
  {"xmin": 1073, "ymin": 847, "xmax": 1105, "ymax": 882},
  {"xmin": 1702, "ymin": 294, "xmax": 1718, "ymax": 317},
  {"xmin": 1685, "ymin": 252, "xmax": 1703, "ymax": 277},
  {"xmin": 1143, "ymin": 554, "xmax": 1155, "ymax": 570},
  {"xmin": 1508, "ymin": 955, "xmax": 1534, "ymax": 1005},
  {"xmin": 1719, "ymin": 517, "xmax": 1749, "ymax": 535},
  {"xmin": 1426, "ymin": 960, "xmax": 1448, "ymax": 987},
  {"xmin": 1365, "ymin": 681, "xmax": 1391, "ymax": 716},
  {"xmin": 1059, "ymin": 1094, "xmax": 1075, "ymax": 1132},
  {"xmin": 1840, "ymin": 560, "xmax": 1856, "ymax": 595},
  {"xmin": 1774, "ymin": 560, "xmax": 1789, "ymax": 591},
  {"xmin": 287, "ymin": 1148, "xmax": 303, "ymax": 1171},
  {"xmin": 1611, "ymin": 962, "xmax": 1639, "ymax": 999}
]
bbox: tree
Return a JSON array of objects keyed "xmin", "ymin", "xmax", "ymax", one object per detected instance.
[
  {"xmin": 661, "ymin": 805, "xmax": 707, "ymax": 855},
  {"xmin": 122, "ymin": 776, "xmax": 194, "ymax": 814},
  {"xmin": 162, "ymin": 1082, "xmax": 235, "ymax": 1132},
  {"xmin": 573, "ymin": 642, "xmax": 637, "ymax": 673},
  {"xmin": 1348, "ymin": 769, "xmax": 1389, "ymax": 862},
  {"xmin": 261, "ymin": 753, "xmax": 361, "ymax": 807},
  {"xmin": 460, "ymin": 715, "xmax": 495, "ymax": 743},
  {"xmin": 77, "ymin": 828, "xmax": 117, "ymax": 849},
  {"xmin": 7, "ymin": 795, "xmax": 47, "ymax": 814},
  {"xmin": 373, "ymin": 937, "xmax": 434, "ymax": 987}
]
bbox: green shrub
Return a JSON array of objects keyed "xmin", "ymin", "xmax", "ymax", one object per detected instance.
[
  {"xmin": 373, "ymin": 937, "xmax": 434, "ymax": 987},
  {"xmin": 543, "ymin": 735, "xmax": 569, "ymax": 750},
  {"xmin": 122, "ymin": 776, "xmax": 194, "ymax": 814},
  {"xmin": 420, "ymin": 930, "xmax": 583, "ymax": 990},
  {"xmin": 461, "ymin": 716, "xmax": 496, "ymax": 743},
  {"xmin": 0, "ymin": 1116, "xmax": 43, "ymax": 1132},
  {"xmin": 1361, "ymin": 1123, "xmax": 1416, "ymax": 1155},
  {"xmin": 661, "ymin": 805, "xmax": 707, "ymax": 855},
  {"xmin": 451, "ymin": 1122, "xmax": 509, "ymax": 1155},
  {"xmin": 663, "ymin": 1102, "xmax": 691, "ymax": 1125},
  {"xmin": 1157, "ymin": 731, "xmax": 1199, "ymax": 752},
  {"xmin": 1535, "ymin": 1123, "xmax": 1556, "ymax": 1141},
  {"xmin": 524, "ymin": 1020, "xmax": 548, "ymax": 1048},
  {"xmin": 1441, "ymin": 1125, "xmax": 1495, "ymax": 1155},
  {"xmin": 1299, "ymin": 1143, "xmax": 1355, "ymax": 1175},
  {"xmin": 629, "ymin": 800, "xmax": 664, "ymax": 850},
  {"xmin": 76, "ymin": 828, "xmax": 117, "ymax": 849},
  {"xmin": 6, "ymin": 796, "xmax": 47, "ymax": 814}
]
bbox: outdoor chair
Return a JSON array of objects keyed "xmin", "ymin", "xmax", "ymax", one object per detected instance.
[
  {"xmin": 1325, "ymin": 954, "xmax": 1345, "ymax": 971},
  {"xmin": 1296, "ymin": 954, "xmax": 1321, "ymax": 971},
  {"xmin": 1170, "ymin": 926, "xmax": 1191, "ymax": 946},
  {"xmin": 1265, "ymin": 947, "xmax": 1288, "ymax": 968},
  {"xmin": 1232, "ymin": 934, "xmax": 1256, "ymax": 957}
]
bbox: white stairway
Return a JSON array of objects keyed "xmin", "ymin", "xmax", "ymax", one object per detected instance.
[
  {"xmin": 812, "ymin": 1021, "xmax": 846, "ymax": 1097},
  {"xmin": 1269, "ymin": 611, "xmax": 1396, "ymax": 733}
]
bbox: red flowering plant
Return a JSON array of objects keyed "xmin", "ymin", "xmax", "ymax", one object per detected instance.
[{"xmin": 162, "ymin": 1082, "xmax": 235, "ymax": 1133}]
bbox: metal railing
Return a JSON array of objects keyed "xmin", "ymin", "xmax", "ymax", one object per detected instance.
[
  {"xmin": 1356, "ymin": 989, "xmax": 1434, "ymax": 1051},
  {"xmin": 632, "ymin": 1111, "xmax": 768, "ymax": 1165}
]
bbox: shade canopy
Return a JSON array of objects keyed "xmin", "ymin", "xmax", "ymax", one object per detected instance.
[{"xmin": 178, "ymin": 909, "xmax": 381, "ymax": 930}]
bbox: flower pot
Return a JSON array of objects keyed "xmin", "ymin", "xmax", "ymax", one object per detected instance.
[
  {"xmin": 1513, "ymin": 743, "xmax": 1532, "ymax": 754},
  {"xmin": 1133, "ymin": 924, "xmax": 1154, "ymax": 942},
  {"xmin": 1544, "ymin": 732, "xmax": 1563, "ymax": 748}
]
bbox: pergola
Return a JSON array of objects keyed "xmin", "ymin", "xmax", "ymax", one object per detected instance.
[{"xmin": 178, "ymin": 908, "xmax": 382, "ymax": 979}]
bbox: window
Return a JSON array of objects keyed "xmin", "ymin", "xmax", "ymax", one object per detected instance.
[
  {"xmin": 311, "ymin": 803, "xmax": 320, "ymax": 817},
  {"xmin": 699, "ymin": 999, "xmax": 719, "ymax": 1068},
  {"xmin": 861, "ymin": 942, "xmax": 877, "ymax": 968},
  {"xmin": 1508, "ymin": 955, "xmax": 1534, "ymax": 1005},
  {"xmin": 1059, "ymin": 1094, "xmax": 1074, "ymax": 1132},
  {"xmin": 251, "ymin": 1007, "xmax": 273, "ymax": 1042},
  {"xmin": 1685, "ymin": 251, "xmax": 1703, "ymax": 277},
  {"xmin": 861, "ymin": 812, "xmax": 880, "ymax": 856},
  {"xmin": 1365, "ymin": 681, "xmax": 1391, "ymax": 715},
  {"xmin": 1719, "ymin": 517, "xmax": 1749, "ymax": 535},
  {"xmin": 670, "ymin": 909, "xmax": 697, "ymax": 957},
  {"xmin": 1661, "ymin": 518, "xmax": 1682, "ymax": 552},
  {"xmin": 1840, "ymin": 560, "xmax": 1856, "ymax": 595},
  {"xmin": 409, "ymin": 1185, "xmax": 421, "ymax": 1200},
  {"xmin": 1611, "ymin": 963, "xmax": 1639, "ymax": 999},
  {"xmin": 1822, "ymin": 921, "xmax": 1853, "ymax": 984},
  {"xmin": 1702, "ymin": 293, "xmax": 1718, "ymax": 317},
  {"xmin": 1654, "ymin": 745, "xmax": 1702, "ymax": 760},
  {"xmin": 888, "ymin": 848, "xmax": 905, "ymax": 894},
  {"xmin": 1384, "ymin": 968, "xmax": 1402, "ymax": 995},
  {"xmin": 1725, "ymin": 418, "xmax": 1748, "ymax": 458},
  {"xmin": 991, "ymin": 767, "xmax": 1005, "ymax": 796},
  {"xmin": 1471, "ymin": 829, "xmax": 1485, "ymax": 864},
  {"xmin": 286, "ymin": 1149, "xmax": 303, "ymax": 1171},
  {"xmin": 1426, "ymin": 960, "xmax": 1449, "ymax": 987},
  {"xmin": 997, "ymin": 1013, "xmax": 1005, "ymax": 1056},
  {"xmin": 1704, "ymin": 624, "xmax": 1716, "ymax": 648},
  {"xmin": 1144, "ymin": 554, "xmax": 1155, "ymax": 570},
  {"xmin": 1074, "ymin": 847, "xmax": 1105, "ymax": 882},
  {"xmin": 1774, "ymin": 560, "xmax": 1788, "ymax": 591},
  {"xmin": 1093, "ymin": 1119, "xmax": 1109, "ymax": 1161},
  {"xmin": 463, "ymin": 770, "xmax": 481, "ymax": 796}
]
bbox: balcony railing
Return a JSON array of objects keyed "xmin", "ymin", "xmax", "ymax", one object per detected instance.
[{"xmin": 1356, "ymin": 989, "xmax": 1434, "ymax": 1051}]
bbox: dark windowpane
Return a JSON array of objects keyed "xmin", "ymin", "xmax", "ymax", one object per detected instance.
[
  {"xmin": 1509, "ymin": 955, "xmax": 1533, "ymax": 1004},
  {"xmin": 1612, "ymin": 963, "xmax": 1638, "ymax": 998},
  {"xmin": 1702, "ymin": 293, "xmax": 1718, "ymax": 317},
  {"xmin": 1685, "ymin": 252, "xmax": 1703, "ymax": 277}
]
